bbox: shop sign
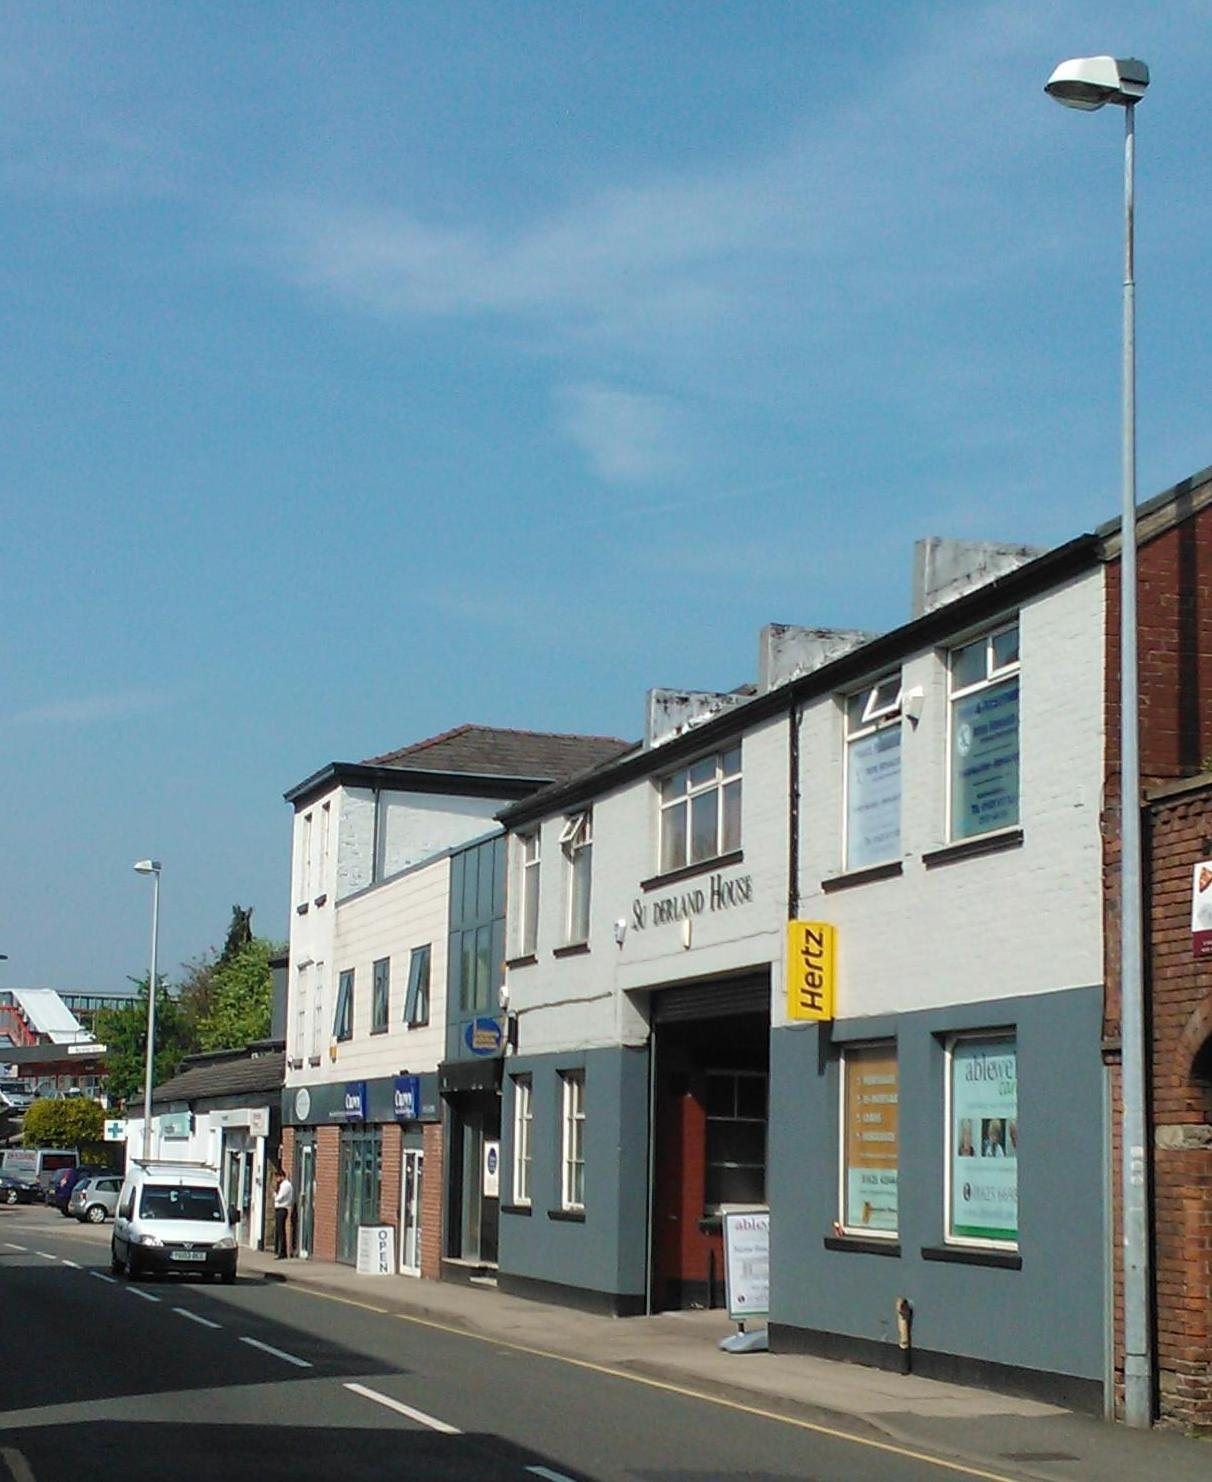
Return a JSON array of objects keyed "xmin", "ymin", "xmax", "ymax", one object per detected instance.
[
  {"xmin": 293, "ymin": 1086, "xmax": 311, "ymax": 1122},
  {"xmin": 356, "ymin": 1225, "xmax": 395, "ymax": 1276},
  {"xmin": 341, "ymin": 1081, "xmax": 368, "ymax": 1122},
  {"xmin": 104, "ymin": 1119, "xmax": 127, "ymax": 1142},
  {"xmin": 464, "ymin": 1017, "xmax": 504, "ymax": 1057},
  {"xmin": 393, "ymin": 1075, "xmax": 421, "ymax": 1121},
  {"xmin": 159, "ymin": 1111, "xmax": 191, "ymax": 1141},
  {"xmin": 248, "ymin": 1107, "xmax": 269, "ymax": 1138},
  {"xmin": 843, "ymin": 1045, "xmax": 899, "ymax": 1233},
  {"xmin": 1192, "ymin": 860, "xmax": 1212, "ymax": 959},
  {"xmin": 722, "ymin": 1206, "xmax": 770, "ymax": 1321},
  {"xmin": 631, "ymin": 871, "xmax": 753, "ymax": 932},
  {"xmin": 786, "ymin": 921, "xmax": 836, "ymax": 1021},
  {"xmin": 950, "ymin": 1037, "xmax": 1017, "ymax": 1243},
  {"xmin": 483, "ymin": 1139, "xmax": 500, "ymax": 1198}
]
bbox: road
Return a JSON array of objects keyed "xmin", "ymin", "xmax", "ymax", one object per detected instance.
[{"xmin": 0, "ymin": 1208, "xmax": 1159, "ymax": 1482}]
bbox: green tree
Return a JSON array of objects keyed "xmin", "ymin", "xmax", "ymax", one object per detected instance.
[
  {"xmin": 193, "ymin": 937, "xmax": 277, "ymax": 1052},
  {"xmin": 22, "ymin": 1096, "xmax": 105, "ymax": 1148},
  {"xmin": 93, "ymin": 977, "xmax": 196, "ymax": 1107}
]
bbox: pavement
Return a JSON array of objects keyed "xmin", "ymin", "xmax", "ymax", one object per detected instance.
[{"xmin": 236, "ymin": 1242, "xmax": 1212, "ymax": 1482}]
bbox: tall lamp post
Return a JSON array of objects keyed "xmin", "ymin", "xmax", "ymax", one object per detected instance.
[
  {"xmin": 1045, "ymin": 54, "xmax": 1151, "ymax": 1428},
  {"xmin": 133, "ymin": 859, "xmax": 162, "ymax": 1161}
]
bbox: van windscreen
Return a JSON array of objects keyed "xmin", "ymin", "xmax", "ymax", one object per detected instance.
[{"xmin": 139, "ymin": 1185, "xmax": 224, "ymax": 1221}]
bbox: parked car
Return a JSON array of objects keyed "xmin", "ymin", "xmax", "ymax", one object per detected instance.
[
  {"xmin": 68, "ymin": 1173, "xmax": 123, "ymax": 1224},
  {"xmin": 50, "ymin": 1164, "xmax": 112, "ymax": 1216},
  {"xmin": 0, "ymin": 1173, "xmax": 40, "ymax": 1206}
]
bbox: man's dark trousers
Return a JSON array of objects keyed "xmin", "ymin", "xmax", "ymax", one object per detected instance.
[{"xmin": 275, "ymin": 1207, "xmax": 288, "ymax": 1257}]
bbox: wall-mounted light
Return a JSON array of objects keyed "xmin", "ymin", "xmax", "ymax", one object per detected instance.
[
  {"xmin": 903, "ymin": 686, "xmax": 926, "ymax": 724},
  {"xmin": 613, "ymin": 918, "xmax": 627, "ymax": 946}
]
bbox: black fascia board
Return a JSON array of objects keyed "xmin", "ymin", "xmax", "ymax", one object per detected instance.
[
  {"xmin": 284, "ymin": 762, "xmax": 560, "ymax": 810},
  {"xmin": 500, "ymin": 532, "xmax": 1099, "ymax": 829}
]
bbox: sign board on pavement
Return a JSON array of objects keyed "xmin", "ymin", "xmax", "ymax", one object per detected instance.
[
  {"xmin": 356, "ymin": 1224, "xmax": 395, "ymax": 1276},
  {"xmin": 722, "ymin": 1205, "xmax": 770, "ymax": 1322}
]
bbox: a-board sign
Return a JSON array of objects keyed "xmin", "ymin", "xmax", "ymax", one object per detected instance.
[
  {"xmin": 355, "ymin": 1224, "xmax": 395, "ymax": 1276},
  {"xmin": 722, "ymin": 1205, "xmax": 770, "ymax": 1322}
]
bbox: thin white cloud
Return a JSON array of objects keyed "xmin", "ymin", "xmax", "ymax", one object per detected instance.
[
  {"xmin": 556, "ymin": 384, "xmax": 689, "ymax": 485},
  {"xmin": 8, "ymin": 689, "xmax": 172, "ymax": 728}
]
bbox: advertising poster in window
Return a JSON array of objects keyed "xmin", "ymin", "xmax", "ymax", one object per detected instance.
[
  {"xmin": 1191, "ymin": 860, "xmax": 1212, "ymax": 959},
  {"xmin": 950, "ymin": 1038, "xmax": 1017, "ymax": 1242},
  {"xmin": 847, "ymin": 729, "xmax": 902, "ymax": 868},
  {"xmin": 952, "ymin": 678, "xmax": 1019, "ymax": 838},
  {"xmin": 843, "ymin": 1045, "xmax": 899, "ymax": 1233}
]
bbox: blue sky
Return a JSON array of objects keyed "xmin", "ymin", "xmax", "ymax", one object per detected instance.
[{"xmin": 3, "ymin": 2, "xmax": 1210, "ymax": 992}]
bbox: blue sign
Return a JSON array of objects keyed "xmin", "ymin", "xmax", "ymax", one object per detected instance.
[
  {"xmin": 464, "ymin": 1016, "xmax": 504, "ymax": 1057},
  {"xmin": 342, "ymin": 1081, "xmax": 367, "ymax": 1122},
  {"xmin": 393, "ymin": 1075, "xmax": 421, "ymax": 1122}
]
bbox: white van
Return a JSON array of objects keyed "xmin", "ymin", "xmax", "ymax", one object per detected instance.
[
  {"xmin": 111, "ymin": 1160, "xmax": 238, "ymax": 1283},
  {"xmin": 1, "ymin": 1147, "xmax": 78, "ymax": 1190}
]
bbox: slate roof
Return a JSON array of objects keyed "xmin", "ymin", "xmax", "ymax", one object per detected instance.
[
  {"xmin": 150, "ymin": 1050, "xmax": 285, "ymax": 1108},
  {"xmin": 362, "ymin": 724, "xmax": 633, "ymax": 782}
]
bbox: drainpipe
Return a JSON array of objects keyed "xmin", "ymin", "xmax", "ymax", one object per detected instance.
[{"xmin": 788, "ymin": 698, "xmax": 802, "ymax": 923}]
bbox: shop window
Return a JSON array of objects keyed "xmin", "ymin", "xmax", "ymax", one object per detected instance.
[
  {"xmin": 560, "ymin": 1069, "xmax": 585, "ymax": 1210},
  {"xmin": 840, "ymin": 1043, "xmax": 899, "ymax": 1236},
  {"xmin": 512, "ymin": 1074, "xmax": 533, "ymax": 1206},
  {"xmin": 403, "ymin": 945, "xmax": 431, "ymax": 1028},
  {"xmin": 659, "ymin": 745, "xmax": 742, "ymax": 874},
  {"xmin": 371, "ymin": 958, "xmax": 390, "ymax": 1034},
  {"xmin": 946, "ymin": 1033, "xmax": 1018, "ymax": 1247},
  {"xmin": 560, "ymin": 811, "xmax": 593, "ymax": 944},
  {"xmin": 333, "ymin": 969, "xmax": 354, "ymax": 1043},
  {"xmin": 520, "ymin": 830, "xmax": 541, "ymax": 954},
  {"xmin": 704, "ymin": 1070, "xmax": 766, "ymax": 1212},
  {"xmin": 949, "ymin": 623, "xmax": 1020, "ymax": 841},
  {"xmin": 844, "ymin": 675, "xmax": 902, "ymax": 869}
]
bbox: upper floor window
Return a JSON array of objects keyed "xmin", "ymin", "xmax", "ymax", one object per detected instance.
[
  {"xmin": 310, "ymin": 964, "xmax": 325, "ymax": 1060},
  {"xmin": 294, "ymin": 963, "xmax": 310, "ymax": 1064},
  {"xmin": 520, "ymin": 830, "xmax": 541, "ymax": 955},
  {"xmin": 319, "ymin": 801, "xmax": 331, "ymax": 893},
  {"xmin": 371, "ymin": 958, "xmax": 390, "ymax": 1034},
  {"xmin": 404, "ymin": 944, "xmax": 431, "ymax": 1028},
  {"xmin": 333, "ymin": 968, "xmax": 354, "ymax": 1043},
  {"xmin": 949, "ymin": 623, "xmax": 1020, "ymax": 841},
  {"xmin": 659, "ymin": 745, "xmax": 741, "ymax": 874},
  {"xmin": 512, "ymin": 1073, "xmax": 533, "ymax": 1207},
  {"xmin": 561, "ymin": 811, "xmax": 593, "ymax": 944},
  {"xmin": 299, "ymin": 811, "xmax": 313, "ymax": 902},
  {"xmin": 844, "ymin": 674, "xmax": 902, "ymax": 870}
]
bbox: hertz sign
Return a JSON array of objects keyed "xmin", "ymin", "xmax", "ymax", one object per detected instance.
[{"xmin": 787, "ymin": 921, "xmax": 836, "ymax": 1021}]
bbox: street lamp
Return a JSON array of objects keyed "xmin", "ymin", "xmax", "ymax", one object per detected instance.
[
  {"xmin": 133, "ymin": 859, "xmax": 162, "ymax": 1161},
  {"xmin": 1046, "ymin": 54, "xmax": 1151, "ymax": 1429}
]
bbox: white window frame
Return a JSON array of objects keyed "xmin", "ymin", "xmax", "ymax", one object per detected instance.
[
  {"xmin": 947, "ymin": 621, "xmax": 1021, "ymax": 842},
  {"xmin": 943, "ymin": 1031, "xmax": 1018, "ymax": 1251},
  {"xmin": 560, "ymin": 1069, "xmax": 585, "ymax": 1210},
  {"xmin": 319, "ymin": 801, "xmax": 331, "ymax": 895},
  {"xmin": 560, "ymin": 810, "xmax": 593, "ymax": 945},
  {"xmin": 837, "ymin": 1041, "xmax": 899, "ymax": 1239},
  {"xmin": 299, "ymin": 811, "xmax": 313, "ymax": 903},
  {"xmin": 512, "ymin": 1074, "xmax": 533, "ymax": 1207},
  {"xmin": 842, "ymin": 674, "xmax": 903, "ymax": 871},
  {"xmin": 294, "ymin": 962, "xmax": 311, "ymax": 1066},
  {"xmin": 519, "ymin": 830, "xmax": 541, "ymax": 956},
  {"xmin": 310, "ymin": 963, "xmax": 324, "ymax": 1060},
  {"xmin": 658, "ymin": 745, "xmax": 742, "ymax": 875}
]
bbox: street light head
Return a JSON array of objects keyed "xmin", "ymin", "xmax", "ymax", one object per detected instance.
[
  {"xmin": 1045, "ymin": 56, "xmax": 1149, "ymax": 110},
  {"xmin": 133, "ymin": 859, "xmax": 162, "ymax": 876}
]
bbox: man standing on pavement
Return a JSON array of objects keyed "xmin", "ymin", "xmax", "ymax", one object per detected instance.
[{"xmin": 273, "ymin": 1166, "xmax": 294, "ymax": 1259}]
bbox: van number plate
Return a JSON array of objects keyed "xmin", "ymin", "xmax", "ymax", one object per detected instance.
[{"xmin": 171, "ymin": 1250, "xmax": 207, "ymax": 1262}]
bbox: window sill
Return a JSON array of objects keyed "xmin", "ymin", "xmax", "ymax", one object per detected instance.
[
  {"xmin": 370, "ymin": 1026, "xmax": 388, "ymax": 1036},
  {"xmin": 821, "ymin": 860, "xmax": 904, "ymax": 894},
  {"xmin": 547, "ymin": 1207, "xmax": 586, "ymax": 1223},
  {"xmin": 313, "ymin": 893, "xmax": 327, "ymax": 908},
  {"xmin": 921, "ymin": 1243, "xmax": 1021, "ymax": 1270},
  {"xmin": 553, "ymin": 942, "xmax": 590, "ymax": 959},
  {"xmin": 405, "ymin": 1019, "xmax": 430, "ymax": 1031},
  {"xmin": 500, "ymin": 1203, "xmax": 532, "ymax": 1217},
  {"xmin": 639, "ymin": 849, "xmax": 744, "ymax": 893},
  {"xmin": 295, "ymin": 902, "xmax": 309, "ymax": 915},
  {"xmin": 308, "ymin": 1056, "xmax": 321, "ymax": 1068},
  {"xmin": 922, "ymin": 828, "xmax": 1023, "ymax": 869},
  {"xmin": 506, "ymin": 953, "xmax": 538, "ymax": 970},
  {"xmin": 824, "ymin": 1234, "xmax": 901, "ymax": 1257}
]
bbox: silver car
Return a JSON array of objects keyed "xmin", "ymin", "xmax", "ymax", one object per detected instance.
[{"xmin": 69, "ymin": 1174, "xmax": 123, "ymax": 1224}]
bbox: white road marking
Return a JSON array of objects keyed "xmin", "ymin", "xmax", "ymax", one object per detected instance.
[
  {"xmin": 35, "ymin": 1251, "xmax": 58, "ymax": 1261},
  {"xmin": 60, "ymin": 1259, "xmax": 80, "ymax": 1269},
  {"xmin": 126, "ymin": 1286, "xmax": 160, "ymax": 1302},
  {"xmin": 89, "ymin": 1271, "xmax": 116, "ymax": 1284},
  {"xmin": 1, "ymin": 1444, "xmax": 38, "ymax": 1482},
  {"xmin": 344, "ymin": 1382, "xmax": 461, "ymax": 1434},
  {"xmin": 173, "ymin": 1306, "xmax": 221, "ymax": 1330},
  {"xmin": 527, "ymin": 1469, "xmax": 577, "ymax": 1482},
  {"xmin": 3, "ymin": 1242, "xmax": 27, "ymax": 1251},
  {"xmin": 239, "ymin": 1336, "xmax": 311, "ymax": 1368}
]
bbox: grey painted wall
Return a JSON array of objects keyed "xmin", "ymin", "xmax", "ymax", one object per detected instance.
[
  {"xmin": 499, "ymin": 1044, "xmax": 649, "ymax": 1299},
  {"xmin": 768, "ymin": 984, "xmax": 1105, "ymax": 1382}
]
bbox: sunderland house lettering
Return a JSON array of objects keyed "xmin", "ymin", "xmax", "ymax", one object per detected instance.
[{"xmin": 632, "ymin": 872, "xmax": 753, "ymax": 931}]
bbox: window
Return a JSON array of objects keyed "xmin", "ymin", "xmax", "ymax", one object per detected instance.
[
  {"xmin": 371, "ymin": 958, "xmax": 390, "ymax": 1034},
  {"xmin": 561, "ymin": 811, "xmax": 593, "ymax": 944},
  {"xmin": 512, "ymin": 1074, "xmax": 533, "ymax": 1206},
  {"xmin": 300, "ymin": 811, "xmax": 313, "ymax": 901},
  {"xmin": 310, "ymin": 964, "xmax": 325, "ymax": 1060},
  {"xmin": 403, "ymin": 945, "xmax": 431, "ymax": 1028},
  {"xmin": 946, "ymin": 1034, "xmax": 1018, "ymax": 1247},
  {"xmin": 140, "ymin": 1185, "xmax": 224, "ymax": 1221},
  {"xmin": 949, "ymin": 623, "xmax": 1020, "ymax": 841},
  {"xmin": 333, "ymin": 969, "xmax": 354, "ymax": 1043},
  {"xmin": 319, "ymin": 801, "xmax": 331, "ymax": 893},
  {"xmin": 659, "ymin": 746, "xmax": 741, "ymax": 874},
  {"xmin": 295, "ymin": 963, "xmax": 310, "ymax": 1064},
  {"xmin": 520, "ymin": 830, "xmax": 541, "ymax": 955},
  {"xmin": 704, "ymin": 1071, "xmax": 766, "ymax": 1211},
  {"xmin": 449, "ymin": 836, "xmax": 505, "ymax": 1015},
  {"xmin": 560, "ymin": 1070, "xmax": 585, "ymax": 1210},
  {"xmin": 840, "ymin": 1043, "xmax": 899, "ymax": 1236},
  {"xmin": 844, "ymin": 675, "xmax": 902, "ymax": 869}
]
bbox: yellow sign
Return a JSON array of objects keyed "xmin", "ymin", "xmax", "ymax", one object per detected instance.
[{"xmin": 787, "ymin": 921, "xmax": 836, "ymax": 1021}]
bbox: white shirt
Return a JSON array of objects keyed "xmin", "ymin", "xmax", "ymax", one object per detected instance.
[{"xmin": 274, "ymin": 1177, "xmax": 294, "ymax": 1210}]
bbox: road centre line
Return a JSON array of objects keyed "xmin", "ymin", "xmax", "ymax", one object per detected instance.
[
  {"xmin": 344, "ymin": 1382, "xmax": 460, "ymax": 1434},
  {"xmin": 89, "ymin": 1271, "xmax": 116, "ymax": 1284},
  {"xmin": 173, "ymin": 1307, "xmax": 222, "ymax": 1330},
  {"xmin": 125, "ymin": 1286, "xmax": 160, "ymax": 1302},
  {"xmin": 60, "ymin": 1259, "xmax": 80, "ymax": 1269},
  {"xmin": 2, "ymin": 1242, "xmax": 27, "ymax": 1251},
  {"xmin": 35, "ymin": 1251, "xmax": 58, "ymax": 1261},
  {"xmin": 1, "ymin": 1444, "xmax": 37, "ymax": 1482},
  {"xmin": 527, "ymin": 1468, "xmax": 577, "ymax": 1482},
  {"xmin": 239, "ymin": 1336, "xmax": 312, "ymax": 1368}
]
